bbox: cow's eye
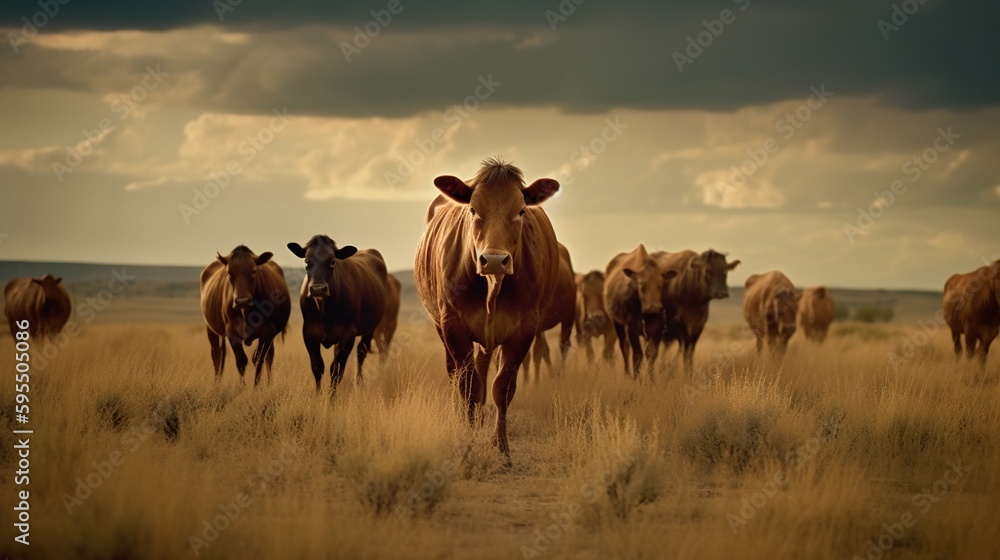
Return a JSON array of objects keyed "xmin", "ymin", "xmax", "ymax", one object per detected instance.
[
  {"xmin": 519, "ymin": 208, "xmax": 526, "ymax": 217},
  {"xmin": 469, "ymin": 207, "xmax": 476, "ymax": 216}
]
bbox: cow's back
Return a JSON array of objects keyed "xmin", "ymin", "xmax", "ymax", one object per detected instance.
[
  {"xmin": 943, "ymin": 266, "xmax": 1000, "ymax": 332},
  {"xmin": 743, "ymin": 271, "xmax": 794, "ymax": 326}
]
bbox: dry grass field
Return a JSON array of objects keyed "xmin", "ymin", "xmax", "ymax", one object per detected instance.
[{"xmin": 1, "ymin": 312, "xmax": 999, "ymax": 560}]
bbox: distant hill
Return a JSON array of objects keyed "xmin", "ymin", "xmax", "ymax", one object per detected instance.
[{"xmin": 0, "ymin": 261, "xmax": 941, "ymax": 326}]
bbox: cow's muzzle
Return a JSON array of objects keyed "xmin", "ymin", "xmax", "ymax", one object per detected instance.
[
  {"xmin": 233, "ymin": 296, "xmax": 253, "ymax": 309},
  {"xmin": 307, "ymin": 283, "xmax": 330, "ymax": 297},
  {"xmin": 477, "ymin": 252, "xmax": 513, "ymax": 276}
]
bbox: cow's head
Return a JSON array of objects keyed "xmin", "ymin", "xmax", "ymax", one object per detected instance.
[
  {"xmin": 217, "ymin": 246, "xmax": 272, "ymax": 310},
  {"xmin": 287, "ymin": 235, "xmax": 357, "ymax": 299},
  {"xmin": 31, "ymin": 274, "xmax": 63, "ymax": 299},
  {"xmin": 699, "ymin": 249, "xmax": 741, "ymax": 299},
  {"xmin": 433, "ymin": 159, "xmax": 558, "ymax": 277},
  {"xmin": 772, "ymin": 288, "xmax": 802, "ymax": 350},
  {"xmin": 623, "ymin": 245, "xmax": 679, "ymax": 317},
  {"xmin": 577, "ymin": 270, "xmax": 609, "ymax": 331}
]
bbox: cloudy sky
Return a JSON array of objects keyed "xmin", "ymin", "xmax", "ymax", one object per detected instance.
[{"xmin": 0, "ymin": 0, "xmax": 997, "ymax": 289}]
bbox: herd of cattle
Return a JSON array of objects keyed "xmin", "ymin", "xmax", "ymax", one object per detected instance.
[{"xmin": 3, "ymin": 158, "xmax": 998, "ymax": 463}]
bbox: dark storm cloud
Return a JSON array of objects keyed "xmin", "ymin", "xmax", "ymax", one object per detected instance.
[{"xmin": 2, "ymin": 0, "xmax": 997, "ymax": 116}]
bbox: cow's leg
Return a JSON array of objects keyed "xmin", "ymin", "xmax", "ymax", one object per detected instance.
[
  {"xmin": 627, "ymin": 324, "xmax": 643, "ymax": 379},
  {"xmin": 583, "ymin": 333, "xmax": 596, "ymax": 361},
  {"xmin": 305, "ymin": 337, "xmax": 325, "ymax": 393},
  {"xmin": 207, "ymin": 327, "xmax": 225, "ymax": 379},
  {"xmin": 331, "ymin": 337, "xmax": 356, "ymax": 392},
  {"xmin": 965, "ymin": 333, "xmax": 978, "ymax": 361},
  {"xmin": 493, "ymin": 336, "xmax": 533, "ymax": 466},
  {"xmin": 265, "ymin": 343, "xmax": 275, "ymax": 385},
  {"xmin": 601, "ymin": 332, "xmax": 617, "ymax": 363},
  {"xmin": 643, "ymin": 316, "xmax": 664, "ymax": 380},
  {"xmin": 436, "ymin": 325, "xmax": 459, "ymax": 379},
  {"xmin": 684, "ymin": 328, "xmax": 704, "ymax": 375},
  {"xmin": 950, "ymin": 329, "xmax": 963, "ymax": 361},
  {"xmin": 534, "ymin": 333, "xmax": 551, "ymax": 381},
  {"xmin": 978, "ymin": 327, "xmax": 998, "ymax": 371},
  {"xmin": 559, "ymin": 319, "xmax": 573, "ymax": 366},
  {"xmin": 443, "ymin": 326, "xmax": 477, "ymax": 424},
  {"xmin": 252, "ymin": 337, "xmax": 273, "ymax": 388},
  {"xmin": 227, "ymin": 336, "xmax": 249, "ymax": 384},
  {"xmin": 356, "ymin": 333, "xmax": 374, "ymax": 384},
  {"xmin": 614, "ymin": 321, "xmax": 630, "ymax": 375}
]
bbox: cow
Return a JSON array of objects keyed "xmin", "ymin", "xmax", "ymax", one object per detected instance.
[
  {"xmin": 375, "ymin": 273, "xmax": 402, "ymax": 359},
  {"xmin": 798, "ymin": 286, "xmax": 835, "ymax": 343},
  {"xmin": 522, "ymin": 242, "xmax": 577, "ymax": 382},
  {"xmin": 199, "ymin": 246, "xmax": 291, "ymax": 386},
  {"xmin": 644, "ymin": 249, "xmax": 740, "ymax": 374},
  {"xmin": 4, "ymin": 274, "xmax": 72, "ymax": 340},
  {"xmin": 414, "ymin": 157, "xmax": 561, "ymax": 464},
  {"xmin": 943, "ymin": 260, "xmax": 1000, "ymax": 369},
  {"xmin": 743, "ymin": 271, "xmax": 801, "ymax": 360},
  {"xmin": 575, "ymin": 270, "xmax": 617, "ymax": 363},
  {"xmin": 287, "ymin": 235, "xmax": 390, "ymax": 393},
  {"xmin": 603, "ymin": 244, "xmax": 678, "ymax": 378}
]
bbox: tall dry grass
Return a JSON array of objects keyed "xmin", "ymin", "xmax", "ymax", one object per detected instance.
[{"xmin": 0, "ymin": 318, "xmax": 997, "ymax": 559}]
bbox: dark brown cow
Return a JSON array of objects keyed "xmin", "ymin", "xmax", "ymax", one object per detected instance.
[
  {"xmin": 604, "ymin": 244, "xmax": 678, "ymax": 378},
  {"xmin": 798, "ymin": 286, "xmax": 835, "ymax": 343},
  {"xmin": 645, "ymin": 249, "xmax": 740, "ymax": 373},
  {"xmin": 375, "ymin": 273, "xmax": 402, "ymax": 358},
  {"xmin": 200, "ymin": 246, "xmax": 291, "ymax": 386},
  {"xmin": 4, "ymin": 274, "xmax": 72, "ymax": 340},
  {"xmin": 743, "ymin": 271, "xmax": 801, "ymax": 359},
  {"xmin": 522, "ymin": 242, "xmax": 576, "ymax": 382},
  {"xmin": 287, "ymin": 235, "xmax": 389, "ymax": 392},
  {"xmin": 943, "ymin": 260, "xmax": 1000, "ymax": 368},
  {"xmin": 414, "ymin": 157, "xmax": 561, "ymax": 464},
  {"xmin": 575, "ymin": 271, "xmax": 616, "ymax": 362}
]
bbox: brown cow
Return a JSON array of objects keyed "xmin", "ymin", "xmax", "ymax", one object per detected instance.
[
  {"xmin": 943, "ymin": 260, "xmax": 1000, "ymax": 368},
  {"xmin": 522, "ymin": 242, "xmax": 576, "ymax": 382},
  {"xmin": 645, "ymin": 249, "xmax": 740, "ymax": 373},
  {"xmin": 375, "ymin": 273, "xmax": 402, "ymax": 358},
  {"xmin": 4, "ymin": 274, "xmax": 72, "ymax": 340},
  {"xmin": 287, "ymin": 235, "xmax": 389, "ymax": 392},
  {"xmin": 604, "ymin": 244, "xmax": 678, "ymax": 378},
  {"xmin": 743, "ymin": 271, "xmax": 801, "ymax": 359},
  {"xmin": 414, "ymin": 157, "xmax": 561, "ymax": 464},
  {"xmin": 798, "ymin": 286, "xmax": 835, "ymax": 343},
  {"xmin": 200, "ymin": 246, "xmax": 291, "ymax": 386},
  {"xmin": 575, "ymin": 270, "xmax": 617, "ymax": 363}
]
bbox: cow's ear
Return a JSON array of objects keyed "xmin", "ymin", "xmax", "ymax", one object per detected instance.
[
  {"xmin": 623, "ymin": 268, "xmax": 635, "ymax": 278},
  {"xmin": 434, "ymin": 176, "xmax": 473, "ymax": 204},
  {"xmin": 287, "ymin": 243, "xmax": 306, "ymax": 259},
  {"xmin": 54, "ymin": 276, "xmax": 63, "ymax": 284},
  {"xmin": 523, "ymin": 178, "xmax": 559, "ymax": 206},
  {"xmin": 255, "ymin": 252, "xmax": 273, "ymax": 266},
  {"xmin": 727, "ymin": 259, "xmax": 741, "ymax": 270},
  {"xmin": 663, "ymin": 269, "xmax": 678, "ymax": 282},
  {"xmin": 31, "ymin": 278, "xmax": 42, "ymax": 285},
  {"xmin": 216, "ymin": 252, "xmax": 229, "ymax": 265},
  {"xmin": 335, "ymin": 246, "xmax": 358, "ymax": 260},
  {"xmin": 690, "ymin": 259, "xmax": 707, "ymax": 271}
]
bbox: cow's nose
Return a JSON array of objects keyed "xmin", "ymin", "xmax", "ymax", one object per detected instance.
[
  {"xmin": 642, "ymin": 304, "xmax": 663, "ymax": 316},
  {"xmin": 308, "ymin": 283, "xmax": 329, "ymax": 297},
  {"xmin": 233, "ymin": 296, "xmax": 253, "ymax": 308},
  {"xmin": 478, "ymin": 252, "xmax": 513, "ymax": 276}
]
